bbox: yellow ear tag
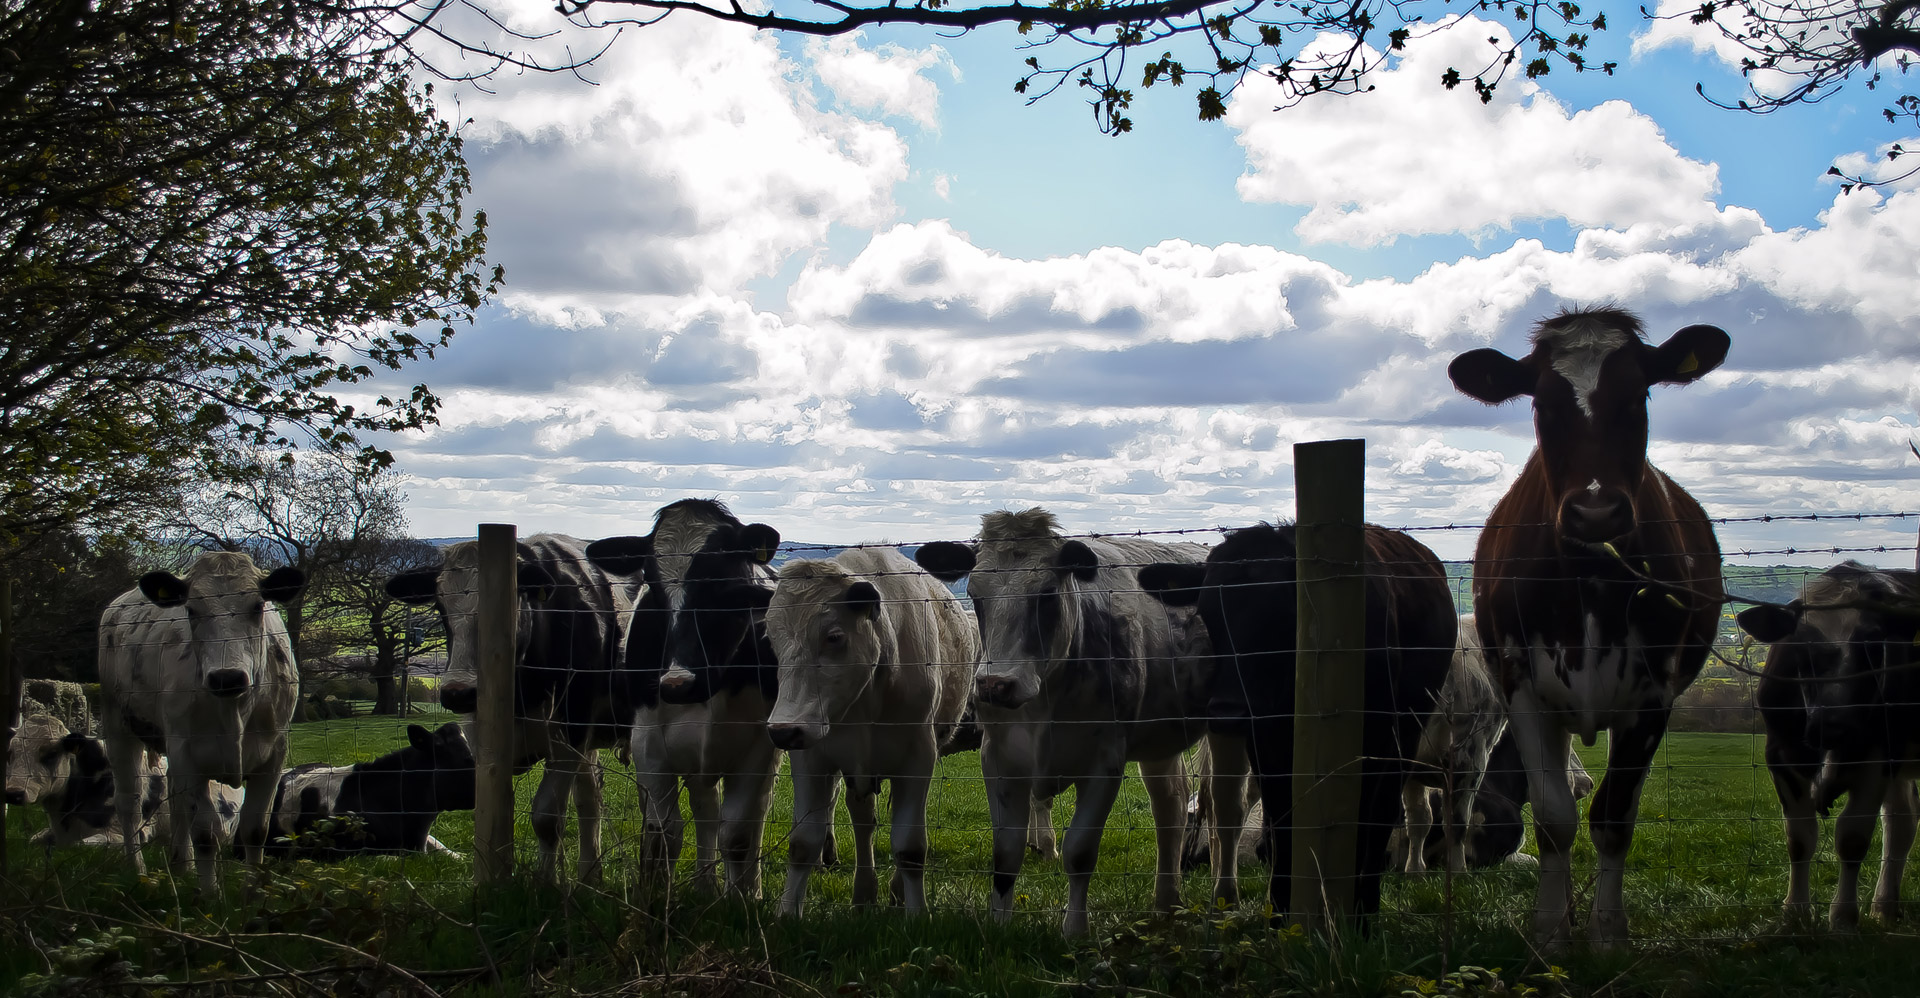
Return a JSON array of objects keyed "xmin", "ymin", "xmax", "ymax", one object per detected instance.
[
  {"xmin": 1676, "ymin": 352, "xmax": 1699, "ymax": 375},
  {"xmin": 755, "ymin": 547, "xmax": 773, "ymax": 564}
]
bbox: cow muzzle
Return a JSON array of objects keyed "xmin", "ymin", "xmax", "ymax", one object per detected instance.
[
  {"xmin": 206, "ymin": 669, "xmax": 250, "ymax": 698},
  {"xmin": 440, "ymin": 683, "xmax": 478, "ymax": 714},
  {"xmin": 975, "ymin": 673, "xmax": 1033, "ymax": 710},
  {"xmin": 1558, "ymin": 489, "xmax": 1634, "ymax": 544},
  {"xmin": 657, "ymin": 669, "xmax": 704, "ymax": 704},
  {"xmin": 766, "ymin": 722, "xmax": 824, "ymax": 751}
]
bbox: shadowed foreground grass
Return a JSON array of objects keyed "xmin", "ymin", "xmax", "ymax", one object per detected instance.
[{"xmin": 4, "ymin": 718, "xmax": 1917, "ymax": 996}]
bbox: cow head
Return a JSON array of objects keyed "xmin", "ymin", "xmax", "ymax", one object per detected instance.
[
  {"xmin": 588, "ymin": 499, "xmax": 779, "ymax": 706},
  {"xmin": 1141, "ymin": 523, "xmax": 1300, "ymax": 736},
  {"xmin": 5, "ymin": 714, "xmax": 75, "ymax": 807},
  {"xmin": 405, "ymin": 722, "xmax": 477, "ymax": 811},
  {"xmin": 1737, "ymin": 562, "xmax": 1920, "ymax": 753},
  {"xmin": 764, "ymin": 560, "xmax": 893, "ymax": 749},
  {"xmin": 385, "ymin": 544, "xmax": 553, "ymax": 715},
  {"xmin": 916, "ymin": 508, "xmax": 1097, "ymax": 711},
  {"xmin": 139, "ymin": 552, "xmax": 305, "ymax": 699},
  {"xmin": 1448, "ymin": 308, "xmax": 1728, "ymax": 545}
]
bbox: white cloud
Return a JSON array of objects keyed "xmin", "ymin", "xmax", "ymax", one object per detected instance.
[
  {"xmin": 805, "ymin": 33, "xmax": 958, "ymax": 129},
  {"xmin": 1229, "ymin": 16, "xmax": 1723, "ymax": 245}
]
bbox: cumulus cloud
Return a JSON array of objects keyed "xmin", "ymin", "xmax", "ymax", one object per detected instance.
[
  {"xmin": 1229, "ymin": 16, "xmax": 1723, "ymax": 245},
  {"xmin": 805, "ymin": 33, "xmax": 958, "ymax": 129}
]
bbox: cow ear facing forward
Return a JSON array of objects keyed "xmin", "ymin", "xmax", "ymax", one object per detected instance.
[
  {"xmin": 843, "ymin": 581, "xmax": 882, "ymax": 622},
  {"xmin": 385, "ymin": 567, "xmax": 441, "ymax": 605},
  {"xmin": 585, "ymin": 535, "xmax": 653, "ymax": 577},
  {"xmin": 1648, "ymin": 324, "xmax": 1730, "ymax": 385},
  {"xmin": 518, "ymin": 562, "xmax": 558, "ymax": 604},
  {"xmin": 914, "ymin": 542, "xmax": 977, "ymax": 583},
  {"xmin": 1055, "ymin": 540, "xmax": 1100, "ymax": 582},
  {"xmin": 740, "ymin": 523, "xmax": 781, "ymax": 564},
  {"xmin": 407, "ymin": 724, "xmax": 432, "ymax": 752},
  {"xmin": 260, "ymin": 567, "xmax": 307, "ymax": 604},
  {"xmin": 1736, "ymin": 602, "xmax": 1800, "ymax": 644},
  {"xmin": 1138, "ymin": 562, "xmax": 1208, "ymax": 606},
  {"xmin": 716, "ymin": 582, "xmax": 776, "ymax": 614},
  {"xmin": 139, "ymin": 571, "xmax": 189, "ymax": 607},
  {"xmin": 1448, "ymin": 348, "xmax": 1534, "ymax": 405}
]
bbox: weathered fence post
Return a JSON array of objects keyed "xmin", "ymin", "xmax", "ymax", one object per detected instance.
[
  {"xmin": 1291, "ymin": 438, "xmax": 1367, "ymax": 930},
  {"xmin": 473, "ymin": 523, "xmax": 517, "ymax": 884},
  {"xmin": 2, "ymin": 577, "xmax": 16, "ymax": 879}
]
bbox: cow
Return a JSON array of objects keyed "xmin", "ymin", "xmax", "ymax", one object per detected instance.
[
  {"xmin": 97, "ymin": 551, "xmax": 304, "ymax": 891},
  {"xmin": 5, "ymin": 713, "xmax": 242, "ymax": 848},
  {"xmin": 585, "ymin": 498, "xmax": 816, "ymax": 897},
  {"xmin": 266, "ymin": 722, "xmax": 475, "ymax": 859},
  {"xmin": 914, "ymin": 507, "xmax": 1247, "ymax": 936},
  {"xmin": 1447, "ymin": 306, "xmax": 1727, "ymax": 947},
  {"xmin": 1737, "ymin": 561, "xmax": 1920, "ymax": 930},
  {"xmin": 1140, "ymin": 522, "xmax": 1453, "ymax": 928},
  {"xmin": 385, "ymin": 534, "xmax": 633, "ymax": 884},
  {"xmin": 763, "ymin": 547, "xmax": 979, "ymax": 916},
  {"xmin": 1393, "ymin": 728, "xmax": 1596, "ymax": 872}
]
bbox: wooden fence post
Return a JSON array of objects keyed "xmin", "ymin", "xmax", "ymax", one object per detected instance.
[
  {"xmin": 473, "ymin": 524, "xmax": 517, "ymax": 884},
  {"xmin": 1290, "ymin": 438, "xmax": 1367, "ymax": 930},
  {"xmin": 2, "ymin": 578, "xmax": 16, "ymax": 880}
]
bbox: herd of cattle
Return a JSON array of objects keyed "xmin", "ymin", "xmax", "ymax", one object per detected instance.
[{"xmin": 7, "ymin": 307, "xmax": 1919, "ymax": 948}]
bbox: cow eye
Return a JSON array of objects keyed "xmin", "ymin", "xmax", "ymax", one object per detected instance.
[{"xmin": 824, "ymin": 629, "xmax": 847, "ymax": 647}]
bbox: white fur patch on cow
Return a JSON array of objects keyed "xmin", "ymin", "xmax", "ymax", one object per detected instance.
[{"xmin": 1537, "ymin": 319, "xmax": 1630, "ymax": 417}]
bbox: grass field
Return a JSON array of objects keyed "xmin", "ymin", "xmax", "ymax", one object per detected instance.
[{"xmin": 5, "ymin": 716, "xmax": 1918, "ymax": 997}]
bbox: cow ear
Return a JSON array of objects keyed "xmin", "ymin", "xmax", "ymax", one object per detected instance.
[
  {"xmin": 739, "ymin": 523, "xmax": 781, "ymax": 564},
  {"xmin": 1737, "ymin": 602, "xmax": 1800, "ymax": 643},
  {"xmin": 1056, "ymin": 540, "xmax": 1099, "ymax": 582},
  {"xmin": 586, "ymin": 535, "xmax": 653, "ymax": 577},
  {"xmin": 1139, "ymin": 562, "xmax": 1208, "ymax": 606},
  {"xmin": 1448, "ymin": 348, "xmax": 1533, "ymax": 405},
  {"xmin": 139, "ymin": 571, "xmax": 189, "ymax": 607},
  {"xmin": 260, "ymin": 567, "xmax": 306, "ymax": 604},
  {"xmin": 843, "ymin": 581, "xmax": 882, "ymax": 621},
  {"xmin": 1649, "ymin": 324, "xmax": 1730, "ymax": 385},
  {"xmin": 914, "ymin": 542, "xmax": 976, "ymax": 583},
  {"xmin": 385, "ymin": 567, "xmax": 441, "ymax": 605},
  {"xmin": 518, "ymin": 562, "xmax": 558, "ymax": 603},
  {"xmin": 407, "ymin": 725, "xmax": 432, "ymax": 751}
]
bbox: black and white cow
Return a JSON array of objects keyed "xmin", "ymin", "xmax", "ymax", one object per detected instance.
[
  {"xmin": 1450, "ymin": 308, "xmax": 1726, "ymax": 947},
  {"xmin": 1738, "ymin": 562, "xmax": 1920, "ymax": 929},
  {"xmin": 266, "ymin": 722, "xmax": 475, "ymax": 859},
  {"xmin": 1141, "ymin": 522, "xmax": 1453, "ymax": 928},
  {"xmin": 763, "ymin": 547, "xmax": 979, "ymax": 916},
  {"xmin": 586, "ymin": 499, "xmax": 803, "ymax": 896},
  {"xmin": 1395, "ymin": 727, "xmax": 1596, "ymax": 872},
  {"xmin": 385, "ymin": 534, "xmax": 633, "ymax": 884},
  {"xmin": 98, "ymin": 551, "xmax": 303, "ymax": 891},
  {"xmin": 5, "ymin": 713, "xmax": 241, "ymax": 849},
  {"xmin": 915, "ymin": 507, "xmax": 1247, "ymax": 936}
]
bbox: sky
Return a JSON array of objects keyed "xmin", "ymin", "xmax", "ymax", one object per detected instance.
[{"xmin": 370, "ymin": 0, "xmax": 1920, "ymax": 568}]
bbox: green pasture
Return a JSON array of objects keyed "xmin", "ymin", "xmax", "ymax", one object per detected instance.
[{"xmin": 4, "ymin": 720, "xmax": 1917, "ymax": 996}]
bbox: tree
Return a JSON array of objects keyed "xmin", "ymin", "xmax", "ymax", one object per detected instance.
[
  {"xmin": 416, "ymin": 0, "xmax": 1914, "ymax": 141},
  {"xmin": 3, "ymin": 531, "xmax": 146, "ymax": 684},
  {"xmin": 318, "ymin": 534, "xmax": 445, "ymax": 715},
  {"xmin": 0, "ymin": 0, "xmax": 500, "ymax": 563}
]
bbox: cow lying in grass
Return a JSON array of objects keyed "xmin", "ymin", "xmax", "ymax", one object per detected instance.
[
  {"xmin": 6, "ymin": 713, "xmax": 238, "ymax": 849},
  {"xmin": 266, "ymin": 722, "xmax": 474, "ymax": 859}
]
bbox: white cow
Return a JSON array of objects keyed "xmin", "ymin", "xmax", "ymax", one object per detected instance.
[
  {"xmin": 764, "ymin": 548, "xmax": 978, "ymax": 916},
  {"xmin": 97, "ymin": 551, "xmax": 303, "ymax": 891}
]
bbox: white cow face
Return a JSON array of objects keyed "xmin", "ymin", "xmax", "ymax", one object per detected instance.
[
  {"xmin": 384, "ymin": 541, "xmax": 553, "ymax": 715},
  {"xmin": 140, "ymin": 551, "xmax": 305, "ymax": 698},
  {"xmin": 764, "ymin": 561, "xmax": 891, "ymax": 749},
  {"xmin": 4, "ymin": 714, "xmax": 75, "ymax": 807}
]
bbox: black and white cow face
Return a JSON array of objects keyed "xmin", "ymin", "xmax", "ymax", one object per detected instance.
[
  {"xmin": 1140, "ymin": 525, "xmax": 1300, "ymax": 735},
  {"xmin": 5, "ymin": 714, "xmax": 78, "ymax": 807},
  {"xmin": 764, "ymin": 560, "xmax": 889, "ymax": 749},
  {"xmin": 1738, "ymin": 563, "xmax": 1920, "ymax": 754},
  {"xmin": 138, "ymin": 552, "xmax": 305, "ymax": 699},
  {"xmin": 384, "ymin": 544, "xmax": 556, "ymax": 715},
  {"xmin": 915, "ymin": 508, "xmax": 1098, "ymax": 710},
  {"xmin": 407, "ymin": 722, "xmax": 478, "ymax": 811},
  {"xmin": 1449, "ymin": 309, "xmax": 1728, "ymax": 545}
]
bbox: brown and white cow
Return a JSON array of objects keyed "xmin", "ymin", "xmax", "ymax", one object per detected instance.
[
  {"xmin": 1738, "ymin": 562, "xmax": 1920, "ymax": 929},
  {"xmin": 385, "ymin": 534, "xmax": 634, "ymax": 884},
  {"xmin": 1448, "ymin": 306, "xmax": 1727, "ymax": 947},
  {"xmin": 915, "ymin": 508, "xmax": 1246, "ymax": 936},
  {"xmin": 98, "ymin": 551, "xmax": 304, "ymax": 891},
  {"xmin": 763, "ymin": 547, "xmax": 978, "ymax": 916}
]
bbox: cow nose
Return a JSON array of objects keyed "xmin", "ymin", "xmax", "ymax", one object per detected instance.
[
  {"xmin": 658, "ymin": 670, "xmax": 703, "ymax": 704},
  {"xmin": 767, "ymin": 724, "xmax": 807, "ymax": 750},
  {"xmin": 1559, "ymin": 491, "xmax": 1634, "ymax": 543},
  {"xmin": 440, "ymin": 684, "xmax": 478, "ymax": 714},
  {"xmin": 976, "ymin": 674, "xmax": 1022, "ymax": 708},
  {"xmin": 206, "ymin": 669, "xmax": 250, "ymax": 698}
]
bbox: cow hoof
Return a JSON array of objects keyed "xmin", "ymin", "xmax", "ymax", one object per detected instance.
[{"xmin": 1872, "ymin": 901, "xmax": 1903, "ymax": 925}]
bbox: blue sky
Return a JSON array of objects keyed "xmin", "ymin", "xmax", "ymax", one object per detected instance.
[{"xmin": 375, "ymin": 1, "xmax": 1920, "ymax": 565}]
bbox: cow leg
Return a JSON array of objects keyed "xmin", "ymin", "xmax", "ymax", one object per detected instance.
[
  {"xmin": 571, "ymin": 754, "xmax": 605, "ymax": 885},
  {"xmin": 891, "ymin": 749, "xmax": 937, "ymax": 912},
  {"xmin": 1353, "ymin": 761, "xmax": 1407, "ymax": 925},
  {"xmin": 189, "ymin": 780, "xmax": 224, "ymax": 894},
  {"xmin": 1062, "ymin": 769, "xmax": 1125, "ymax": 937},
  {"xmin": 779, "ymin": 762, "xmax": 837, "ymax": 917},
  {"xmin": 718, "ymin": 761, "xmax": 777, "ymax": 899},
  {"xmin": 1770, "ymin": 761, "xmax": 1819, "ymax": 925},
  {"xmin": 1028, "ymin": 793, "xmax": 1058, "ymax": 860},
  {"xmin": 1205, "ymin": 731, "xmax": 1250, "ymax": 907},
  {"xmin": 983, "ymin": 769, "xmax": 1035, "ymax": 925},
  {"xmin": 235, "ymin": 767, "xmax": 278, "ymax": 868},
  {"xmin": 1830, "ymin": 765, "xmax": 1888, "ymax": 931},
  {"xmin": 846, "ymin": 783, "xmax": 880, "ymax": 907},
  {"xmin": 530, "ymin": 752, "xmax": 580, "ymax": 885},
  {"xmin": 685, "ymin": 779, "xmax": 721, "ymax": 894},
  {"xmin": 1507, "ymin": 691, "xmax": 1576, "ymax": 949},
  {"xmin": 1400, "ymin": 780, "xmax": 1435, "ymax": 875},
  {"xmin": 1588, "ymin": 707, "xmax": 1670, "ymax": 949},
  {"xmin": 1873, "ymin": 778, "xmax": 1919, "ymax": 924},
  {"xmin": 1139, "ymin": 754, "xmax": 1189, "ymax": 916},
  {"xmin": 106, "ymin": 736, "xmax": 149, "ymax": 876}
]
